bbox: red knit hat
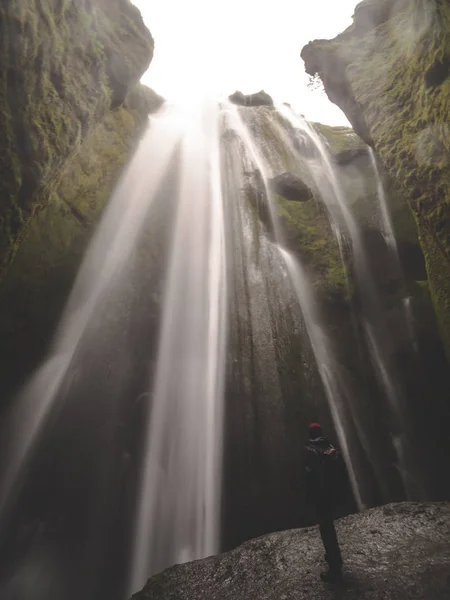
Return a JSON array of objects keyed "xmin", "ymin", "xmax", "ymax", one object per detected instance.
[{"xmin": 308, "ymin": 422, "xmax": 323, "ymax": 438}]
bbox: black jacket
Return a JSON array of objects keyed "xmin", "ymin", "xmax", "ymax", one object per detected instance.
[{"xmin": 304, "ymin": 436, "xmax": 342, "ymax": 506}]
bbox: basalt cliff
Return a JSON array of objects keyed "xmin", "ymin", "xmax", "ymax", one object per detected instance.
[{"xmin": 302, "ymin": 0, "xmax": 450, "ymax": 359}]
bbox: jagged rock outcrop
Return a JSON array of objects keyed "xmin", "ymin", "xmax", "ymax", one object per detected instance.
[
  {"xmin": 229, "ymin": 90, "xmax": 274, "ymax": 107},
  {"xmin": 0, "ymin": 0, "xmax": 154, "ymax": 276},
  {"xmin": 0, "ymin": 1, "xmax": 156, "ymax": 401},
  {"xmin": 301, "ymin": 0, "xmax": 450, "ymax": 359},
  {"xmin": 132, "ymin": 502, "xmax": 450, "ymax": 600}
]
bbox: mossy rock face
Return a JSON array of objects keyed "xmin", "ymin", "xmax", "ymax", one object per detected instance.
[
  {"xmin": 275, "ymin": 193, "xmax": 351, "ymax": 305},
  {"xmin": 0, "ymin": 85, "xmax": 154, "ymax": 401},
  {"xmin": 301, "ymin": 0, "xmax": 450, "ymax": 359},
  {"xmin": 313, "ymin": 123, "xmax": 367, "ymax": 155},
  {"xmin": 237, "ymin": 108, "xmax": 423, "ymax": 307},
  {"xmin": 0, "ymin": 0, "xmax": 153, "ymax": 276}
]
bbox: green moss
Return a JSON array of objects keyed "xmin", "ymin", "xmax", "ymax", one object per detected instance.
[
  {"xmin": 239, "ymin": 106, "xmax": 308, "ymax": 175},
  {"xmin": 275, "ymin": 194, "xmax": 351, "ymax": 303},
  {"xmin": 417, "ymin": 220, "xmax": 450, "ymax": 360},
  {"xmin": 312, "ymin": 123, "xmax": 365, "ymax": 154},
  {"xmin": 0, "ymin": 83, "xmax": 152, "ymax": 398},
  {"xmin": 0, "ymin": 0, "xmax": 153, "ymax": 277}
]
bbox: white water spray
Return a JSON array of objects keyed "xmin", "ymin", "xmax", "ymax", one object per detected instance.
[
  {"xmin": 0, "ymin": 108, "xmax": 183, "ymax": 524},
  {"xmin": 279, "ymin": 249, "xmax": 364, "ymax": 510},
  {"xmin": 369, "ymin": 148, "xmax": 398, "ymax": 253},
  {"xmin": 279, "ymin": 106, "xmax": 426, "ymax": 499},
  {"xmin": 227, "ymin": 104, "xmax": 367, "ymax": 508},
  {"xmin": 129, "ymin": 103, "xmax": 227, "ymax": 593}
]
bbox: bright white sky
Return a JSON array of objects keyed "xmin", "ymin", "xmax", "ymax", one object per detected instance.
[{"xmin": 131, "ymin": 0, "xmax": 359, "ymax": 125}]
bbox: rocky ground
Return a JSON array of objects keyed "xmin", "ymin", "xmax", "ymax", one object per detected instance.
[{"xmin": 133, "ymin": 502, "xmax": 450, "ymax": 600}]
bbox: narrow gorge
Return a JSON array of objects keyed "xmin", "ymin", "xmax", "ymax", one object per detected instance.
[{"xmin": 0, "ymin": 2, "xmax": 449, "ymax": 600}]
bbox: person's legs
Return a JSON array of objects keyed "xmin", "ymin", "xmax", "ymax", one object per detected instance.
[
  {"xmin": 316, "ymin": 501, "xmax": 343, "ymax": 581},
  {"xmin": 318, "ymin": 517, "xmax": 342, "ymax": 570}
]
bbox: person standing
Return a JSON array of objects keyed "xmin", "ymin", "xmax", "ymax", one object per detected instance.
[{"xmin": 305, "ymin": 422, "xmax": 344, "ymax": 582}]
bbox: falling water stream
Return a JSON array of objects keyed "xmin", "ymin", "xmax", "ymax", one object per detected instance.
[
  {"xmin": 0, "ymin": 104, "xmax": 227, "ymax": 600},
  {"xmin": 224, "ymin": 105, "xmax": 365, "ymax": 508},
  {"xmin": 129, "ymin": 103, "xmax": 227, "ymax": 592},
  {"xmin": 369, "ymin": 148, "xmax": 399, "ymax": 253},
  {"xmin": 0, "ymin": 100, "xmax": 435, "ymax": 600},
  {"xmin": 277, "ymin": 106, "xmax": 427, "ymax": 499},
  {"xmin": 0, "ymin": 106, "xmax": 184, "ymax": 522}
]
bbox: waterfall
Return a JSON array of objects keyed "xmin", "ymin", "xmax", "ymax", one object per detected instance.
[
  {"xmin": 278, "ymin": 106, "xmax": 427, "ymax": 500},
  {"xmin": 368, "ymin": 148, "xmax": 398, "ymax": 253},
  {"xmin": 129, "ymin": 103, "xmax": 227, "ymax": 593},
  {"xmin": 225, "ymin": 104, "xmax": 368, "ymax": 509},
  {"xmin": 369, "ymin": 149, "xmax": 419, "ymax": 354},
  {"xmin": 0, "ymin": 104, "xmax": 227, "ymax": 600},
  {"xmin": 403, "ymin": 296, "xmax": 419, "ymax": 353},
  {"xmin": 0, "ymin": 107, "xmax": 183, "ymax": 524},
  {"xmin": 278, "ymin": 249, "xmax": 364, "ymax": 510},
  {"xmin": 0, "ymin": 99, "xmax": 436, "ymax": 600}
]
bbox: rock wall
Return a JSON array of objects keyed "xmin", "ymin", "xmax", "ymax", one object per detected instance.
[
  {"xmin": 301, "ymin": 0, "xmax": 450, "ymax": 360},
  {"xmin": 220, "ymin": 106, "xmax": 450, "ymax": 555},
  {"xmin": 0, "ymin": 1, "xmax": 157, "ymax": 401},
  {"xmin": 0, "ymin": 0, "xmax": 154, "ymax": 275}
]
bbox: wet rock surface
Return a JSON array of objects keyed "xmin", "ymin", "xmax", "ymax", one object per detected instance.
[
  {"xmin": 133, "ymin": 502, "xmax": 450, "ymax": 600},
  {"xmin": 269, "ymin": 172, "xmax": 314, "ymax": 202},
  {"xmin": 301, "ymin": 0, "xmax": 450, "ymax": 359},
  {"xmin": 334, "ymin": 147, "xmax": 370, "ymax": 166}
]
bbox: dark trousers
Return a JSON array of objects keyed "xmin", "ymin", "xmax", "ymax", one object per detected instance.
[{"xmin": 316, "ymin": 503, "xmax": 343, "ymax": 570}]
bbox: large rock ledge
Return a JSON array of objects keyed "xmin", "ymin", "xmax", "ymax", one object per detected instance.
[
  {"xmin": 133, "ymin": 502, "xmax": 450, "ymax": 600},
  {"xmin": 301, "ymin": 0, "xmax": 450, "ymax": 360}
]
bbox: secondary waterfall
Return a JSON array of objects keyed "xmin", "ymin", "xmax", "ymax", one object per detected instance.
[
  {"xmin": 368, "ymin": 148, "xmax": 398, "ymax": 253},
  {"xmin": 0, "ymin": 100, "xmax": 440, "ymax": 600},
  {"xmin": 0, "ymin": 108, "xmax": 183, "ymax": 524},
  {"xmin": 277, "ymin": 106, "xmax": 428, "ymax": 500},
  {"xmin": 224, "ymin": 105, "xmax": 365, "ymax": 509}
]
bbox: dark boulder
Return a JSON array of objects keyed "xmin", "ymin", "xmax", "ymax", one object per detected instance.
[
  {"xmin": 269, "ymin": 172, "xmax": 313, "ymax": 203},
  {"xmin": 229, "ymin": 90, "xmax": 274, "ymax": 107}
]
